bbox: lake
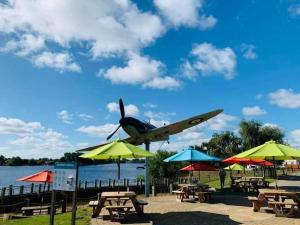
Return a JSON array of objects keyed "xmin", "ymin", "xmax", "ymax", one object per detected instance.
[{"xmin": 0, "ymin": 163, "xmax": 145, "ymax": 188}]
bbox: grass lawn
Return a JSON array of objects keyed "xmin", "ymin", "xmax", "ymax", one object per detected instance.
[{"xmin": 0, "ymin": 205, "xmax": 91, "ymax": 225}]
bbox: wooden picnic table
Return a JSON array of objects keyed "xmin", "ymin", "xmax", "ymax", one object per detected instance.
[
  {"xmin": 258, "ymin": 189, "xmax": 300, "ymax": 217},
  {"xmin": 249, "ymin": 189, "xmax": 300, "ymax": 214},
  {"xmin": 92, "ymin": 191, "xmax": 143, "ymax": 218}
]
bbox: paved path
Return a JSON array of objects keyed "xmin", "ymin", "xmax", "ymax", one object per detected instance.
[
  {"xmin": 91, "ymin": 194, "xmax": 300, "ymax": 225},
  {"xmin": 91, "ymin": 176, "xmax": 300, "ymax": 225}
]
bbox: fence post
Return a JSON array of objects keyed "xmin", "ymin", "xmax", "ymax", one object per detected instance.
[
  {"xmin": 124, "ymin": 178, "xmax": 126, "ymax": 187},
  {"xmin": 94, "ymin": 179, "xmax": 98, "ymax": 188},
  {"xmin": 152, "ymin": 185, "xmax": 156, "ymax": 196},
  {"xmin": 38, "ymin": 184, "xmax": 42, "ymax": 193},
  {"xmin": 113, "ymin": 179, "xmax": 115, "ymax": 188},
  {"xmin": 8, "ymin": 185, "xmax": 13, "ymax": 196},
  {"xmin": 99, "ymin": 180, "xmax": 102, "ymax": 189},
  {"xmin": 78, "ymin": 180, "xmax": 81, "ymax": 189},
  {"xmin": 20, "ymin": 185, "xmax": 24, "ymax": 195},
  {"xmin": 1, "ymin": 187, "xmax": 6, "ymax": 203},
  {"xmin": 169, "ymin": 183, "xmax": 173, "ymax": 194},
  {"xmin": 108, "ymin": 179, "xmax": 111, "ymax": 187},
  {"xmin": 84, "ymin": 181, "xmax": 88, "ymax": 190}
]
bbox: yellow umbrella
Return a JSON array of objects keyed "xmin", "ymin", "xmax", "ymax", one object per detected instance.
[{"xmin": 80, "ymin": 141, "xmax": 154, "ymax": 191}]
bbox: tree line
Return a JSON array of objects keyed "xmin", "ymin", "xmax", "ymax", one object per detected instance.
[{"xmin": 149, "ymin": 120, "xmax": 285, "ymax": 179}]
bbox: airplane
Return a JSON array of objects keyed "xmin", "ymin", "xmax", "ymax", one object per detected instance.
[{"xmin": 78, "ymin": 98, "xmax": 223, "ymax": 152}]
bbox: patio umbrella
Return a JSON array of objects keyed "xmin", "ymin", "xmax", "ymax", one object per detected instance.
[
  {"xmin": 79, "ymin": 140, "xmax": 154, "ymax": 192},
  {"xmin": 224, "ymin": 163, "xmax": 245, "ymax": 171},
  {"xmin": 234, "ymin": 140, "xmax": 300, "ymax": 187},
  {"xmin": 180, "ymin": 162, "xmax": 216, "ymax": 180},
  {"xmin": 163, "ymin": 147, "xmax": 220, "ymax": 162},
  {"xmin": 164, "ymin": 147, "xmax": 220, "ymax": 182},
  {"xmin": 180, "ymin": 163, "xmax": 216, "ymax": 171},
  {"xmin": 17, "ymin": 170, "xmax": 53, "ymax": 183},
  {"xmin": 223, "ymin": 156, "xmax": 273, "ymax": 166}
]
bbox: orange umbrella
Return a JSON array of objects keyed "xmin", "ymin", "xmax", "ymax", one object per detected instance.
[
  {"xmin": 17, "ymin": 170, "xmax": 53, "ymax": 183},
  {"xmin": 180, "ymin": 163, "xmax": 216, "ymax": 171},
  {"xmin": 223, "ymin": 156, "xmax": 273, "ymax": 166}
]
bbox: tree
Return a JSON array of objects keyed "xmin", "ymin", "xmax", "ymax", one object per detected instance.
[
  {"xmin": 6, "ymin": 156, "xmax": 23, "ymax": 166},
  {"xmin": 239, "ymin": 120, "xmax": 284, "ymax": 149},
  {"xmin": 200, "ymin": 131, "xmax": 243, "ymax": 158},
  {"xmin": 0, "ymin": 155, "xmax": 6, "ymax": 165},
  {"xmin": 149, "ymin": 150, "xmax": 183, "ymax": 180}
]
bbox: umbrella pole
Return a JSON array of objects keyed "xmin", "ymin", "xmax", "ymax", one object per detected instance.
[
  {"xmin": 118, "ymin": 156, "xmax": 120, "ymax": 193},
  {"xmin": 273, "ymin": 157, "xmax": 278, "ymax": 189}
]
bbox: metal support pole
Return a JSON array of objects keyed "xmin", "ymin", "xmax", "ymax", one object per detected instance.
[
  {"xmin": 49, "ymin": 189, "xmax": 55, "ymax": 225},
  {"xmin": 71, "ymin": 158, "xmax": 79, "ymax": 225},
  {"xmin": 145, "ymin": 141, "xmax": 150, "ymax": 197}
]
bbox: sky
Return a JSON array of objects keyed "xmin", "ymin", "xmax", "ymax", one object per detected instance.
[{"xmin": 0, "ymin": 0, "xmax": 300, "ymax": 158}]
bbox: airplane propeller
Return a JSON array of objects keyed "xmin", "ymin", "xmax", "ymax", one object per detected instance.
[
  {"xmin": 106, "ymin": 98, "xmax": 125, "ymax": 141},
  {"xmin": 119, "ymin": 98, "xmax": 125, "ymax": 118}
]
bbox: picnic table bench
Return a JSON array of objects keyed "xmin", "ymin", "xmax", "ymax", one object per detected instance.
[
  {"xmin": 172, "ymin": 190, "xmax": 186, "ymax": 202},
  {"xmin": 105, "ymin": 205, "xmax": 133, "ymax": 222},
  {"xmin": 21, "ymin": 205, "xmax": 56, "ymax": 216},
  {"xmin": 268, "ymin": 201, "xmax": 298, "ymax": 217},
  {"xmin": 197, "ymin": 191, "xmax": 212, "ymax": 203}
]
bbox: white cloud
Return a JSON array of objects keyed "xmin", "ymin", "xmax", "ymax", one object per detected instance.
[
  {"xmin": 184, "ymin": 43, "xmax": 237, "ymax": 80},
  {"xmin": 33, "ymin": 52, "xmax": 81, "ymax": 72},
  {"xmin": 101, "ymin": 53, "xmax": 180, "ymax": 89},
  {"xmin": 143, "ymin": 76, "xmax": 180, "ymax": 90},
  {"xmin": 256, "ymin": 94, "xmax": 263, "ymax": 100},
  {"xmin": 102, "ymin": 53, "xmax": 162, "ymax": 84},
  {"xmin": 289, "ymin": 129, "xmax": 300, "ymax": 148},
  {"xmin": 0, "ymin": 117, "xmax": 43, "ymax": 135},
  {"xmin": 57, "ymin": 110, "xmax": 72, "ymax": 124},
  {"xmin": 142, "ymin": 102, "xmax": 157, "ymax": 108},
  {"xmin": 0, "ymin": 34, "xmax": 45, "ymax": 56},
  {"xmin": 77, "ymin": 123, "xmax": 120, "ymax": 138},
  {"xmin": 149, "ymin": 119, "xmax": 170, "ymax": 127},
  {"xmin": 154, "ymin": 0, "xmax": 217, "ymax": 29},
  {"xmin": 240, "ymin": 44, "xmax": 257, "ymax": 60},
  {"xmin": 288, "ymin": 4, "xmax": 300, "ymax": 16},
  {"xmin": 144, "ymin": 111, "xmax": 176, "ymax": 120},
  {"xmin": 205, "ymin": 113, "xmax": 237, "ymax": 131},
  {"xmin": 0, "ymin": 116, "xmax": 72, "ymax": 158},
  {"xmin": 242, "ymin": 106, "xmax": 267, "ymax": 116},
  {"xmin": 10, "ymin": 129, "xmax": 72, "ymax": 158},
  {"xmin": 78, "ymin": 113, "xmax": 94, "ymax": 121},
  {"xmin": 0, "ymin": 0, "xmax": 164, "ymax": 59},
  {"xmin": 181, "ymin": 61, "xmax": 198, "ymax": 80},
  {"xmin": 176, "ymin": 130, "xmax": 205, "ymax": 141},
  {"xmin": 269, "ymin": 89, "xmax": 300, "ymax": 109},
  {"xmin": 107, "ymin": 102, "xmax": 139, "ymax": 117},
  {"xmin": 262, "ymin": 123, "xmax": 279, "ymax": 128}
]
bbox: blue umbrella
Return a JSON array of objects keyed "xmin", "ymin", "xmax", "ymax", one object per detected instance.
[{"xmin": 163, "ymin": 147, "xmax": 220, "ymax": 162}]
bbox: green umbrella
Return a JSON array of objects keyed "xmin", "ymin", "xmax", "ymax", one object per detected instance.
[
  {"xmin": 234, "ymin": 140, "xmax": 300, "ymax": 188},
  {"xmin": 224, "ymin": 163, "xmax": 245, "ymax": 171},
  {"xmin": 234, "ymin": 140, "xmax": 300, "ymax": 160},
  {"xmin": 80, "ymin": 140, "xmax": 154, "ymax": 191}
]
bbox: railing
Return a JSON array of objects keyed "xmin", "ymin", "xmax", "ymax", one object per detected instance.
[{"xmin": 0, "ymin": 178, "xmax": 144, "ymax": 198}]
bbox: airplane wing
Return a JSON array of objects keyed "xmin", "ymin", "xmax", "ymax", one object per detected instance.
[
  {"xmin": 76, "ymin": 137, "xmax": 144, "ymax": 153},
  {"xmin": 144, "ymin": 109, "xmax": 223, "ymax": 142},
  {"xmin": 77, "ymin": 109, "xmax": 223, "ymax": 152}
]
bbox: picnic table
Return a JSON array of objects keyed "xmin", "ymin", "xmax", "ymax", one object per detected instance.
[
  {"xmin": 233, "ymin": 177, "xmax": 269, "ymax": 192},
  {"xmin": 248, "ymin": 188, "xmax": 300, "ymax": 217},
  {"xmin": 174, "ymin": 183, "xmax": 212, "ymax": 202},
  {"xmin": 91, "ymin": 191, "xmax": 144, "ymax": 219}
]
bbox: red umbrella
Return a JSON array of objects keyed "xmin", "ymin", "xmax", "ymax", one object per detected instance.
[
  {"xmin": 17, "ymin": 170, "xmax": 53, "ymax": 183},
  {"xmin": 223, "ymin": 156, "xmax": 273, "ymax": 166},
  {"xmin": 180, "ymin": 163, "xmax": 216, "ymax": 171}
]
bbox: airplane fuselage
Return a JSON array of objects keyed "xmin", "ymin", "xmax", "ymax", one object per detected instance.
[{"xmin": 119, "ymin": 117, "xmax": 156, "ymax": 137}]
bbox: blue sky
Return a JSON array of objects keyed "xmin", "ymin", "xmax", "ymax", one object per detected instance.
[{"xmin": 0, "ymin": 0, "xmax": 300, "ymax": 158}]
